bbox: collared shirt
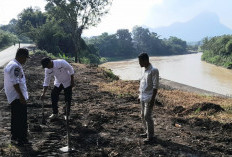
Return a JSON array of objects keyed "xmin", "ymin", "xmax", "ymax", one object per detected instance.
[
  {"xmin": 139, "ymin": 64, "xmax": 159, "ymax": 103},
  {"xmin": 43, "ymin": 59, "xmax": 74, "ymax": 88},
  {"xmin": 4, "ymin": 59, "xmax": 29, "ymax": 104}
]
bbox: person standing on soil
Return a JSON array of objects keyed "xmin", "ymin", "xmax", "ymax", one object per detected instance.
[
  {"xmin": 138, "ymin": 52, "xmax": 159, "ymax": 143},
  {"xmin": 4, "ymin": 48, "xmax": 30, "ymax": 146},
  {"xmin": 40, "ymin": 57, "xmax": 75, "ymax": 120}
]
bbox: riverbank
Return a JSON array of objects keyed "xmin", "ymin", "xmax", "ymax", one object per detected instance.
[
  {"xmin": 159, "ymin": 78, "xmax": 226, "ymax": 97},
  {"xmin": 0, "ymin": 53, "xmax": 232, "ymax": 156}
]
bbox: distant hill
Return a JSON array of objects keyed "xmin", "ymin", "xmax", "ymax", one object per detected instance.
[{"xmin": 149, "ymin": 12, "xmax": 232, "ymax": 42}]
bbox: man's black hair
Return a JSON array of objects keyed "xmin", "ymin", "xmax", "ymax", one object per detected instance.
[
  {"xmin": 15, "ymin": 48, "xmax": 30, "ymax": 58},
  {"xmin": 138, "ymin": 52, "xmax": 149, "ymax": 61},
  {"xmin": 41, "ymin": 57, "xmax": 51, "ymax": 68}
]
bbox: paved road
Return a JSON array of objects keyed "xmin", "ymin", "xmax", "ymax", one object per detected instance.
[{"xmin": 0, "ymin": 44, "xmax": 33, "ymax": 67}]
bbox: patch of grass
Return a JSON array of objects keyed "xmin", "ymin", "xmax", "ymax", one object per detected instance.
[
  {"xmin": 102, "ymin": 68, "xmax": 119, "ymax": 81},
  {"xmin": 94, "ymin": 80, "xmax": 139, "ymax": 98},
  {"xmin": 100, "ymin": 56, "xmax": 137, "ymax": 64},
  {"xmin": 93, "ymin": 70, "xmax": 232, "ymax": 123},
  {"xmin": 32, "ymin": 50, "xmax": 75, "ymax": 62},
  {"xmin": 195, "ymin": 107, "xmax": 201, "ymax": 114}
]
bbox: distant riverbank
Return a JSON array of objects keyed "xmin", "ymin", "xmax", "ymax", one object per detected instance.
[{"xmin": 100, "ymin": 51, "xmax": 198, "ymax": 64}]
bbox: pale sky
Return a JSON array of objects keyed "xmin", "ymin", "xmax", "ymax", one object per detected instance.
[{"xmin": 1, "ymin": 0, "xmax": 232, "ymax": 37}]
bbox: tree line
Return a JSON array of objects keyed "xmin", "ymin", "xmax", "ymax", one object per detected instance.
[
  {"xmin": 201, "ymin": 35, "xmax": 232, "ymax": 69},
  {"xmin": 85, "ymin": 26, "xmax": 188, "ymax": 59},
  {"xmin": 0, "ymin": 1, "xmax": 189, "ymax": 64}
]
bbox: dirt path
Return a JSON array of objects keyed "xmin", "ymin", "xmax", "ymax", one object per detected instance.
[{"xmin": 0, "ymin": 53, "xmax": 232, "ymax": 156}]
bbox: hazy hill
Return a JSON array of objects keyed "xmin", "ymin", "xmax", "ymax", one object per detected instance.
[{"xmin": 149, "ymin": 12, "xmax": 232, "ymax": 42}]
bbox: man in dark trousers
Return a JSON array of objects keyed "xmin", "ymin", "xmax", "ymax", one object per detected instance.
[
  {"xmin": 4, "ymin": 48, "xmax": 30, "ymax": 145},
  {"xmin": 40, "ymin": 57, "xmax": 75, "ymax": 120},
  {"xmin": 138, "ymin": 52, "xmax": 159, "ymax": 143}
]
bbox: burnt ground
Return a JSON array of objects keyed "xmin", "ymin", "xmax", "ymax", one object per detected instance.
[{"xmin": 0, "ymin": 53, "xmax": 232, "ymax": 157}]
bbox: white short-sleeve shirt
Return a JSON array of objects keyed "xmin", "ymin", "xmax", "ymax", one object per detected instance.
[
  {"xmin": 43, "ymin": 59, "xmax": 74, "ymax": 88},
  {"xmin": 4, "ymin": 59, "xmax": 29, "ymax": 104},
  {"xmin": 139, "ymin": 64, "xmax": 159, "ymax": 103}
]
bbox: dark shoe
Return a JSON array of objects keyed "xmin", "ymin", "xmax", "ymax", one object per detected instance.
[
  {"xmin": 140, "ymin": 133, "xmax": 147, "ymax": 138},
  {"xmin": 11, "ymin": 139, "xmax": 19, "ymax": 145},
  {"xmin": 11, "ymin": 136, "xmax": 18, "ymax": 141},
  {"xmin": 21, "ymin": 139, "xmax": 32, "ymax": 145},
  {"xmin": 11, "ymin": 140, "xmax": 24, "ymax": 146}
]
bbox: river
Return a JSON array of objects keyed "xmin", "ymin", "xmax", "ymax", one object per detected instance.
[{"xmin": 101, "ymin": 53, "xmax": 232, "ymax": 96}]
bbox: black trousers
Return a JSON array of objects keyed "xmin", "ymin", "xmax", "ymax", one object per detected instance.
[
  {"xmin": 11, "ymin": 99, "xmax": 27, "ymax": 141},
  {"xmin": 51, "ymin": 84, "xmax": 72, "ymax": 115}
]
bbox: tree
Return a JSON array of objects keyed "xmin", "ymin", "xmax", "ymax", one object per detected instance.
[
  {"xmin": 132, "ymin": 26, "xmax": 152, "ymax": 54},
  {"xmin": 36, "ymin": 17, "xmax": 71, "ymax": 54},
  {"xmin": 46, "ymin": 0, "xmax": 113, "ymax": 62},
  {"xmin": 225, "ymin": 39, "xmax": 232, "ymax": 55},
  {"xmin": 0, "ymin": 29, "xmax": 18, "ymax": 48},
  {"xmin": 0, "ymin": 19, "xmax": 18, "ymax": 34},
  {"xmin": 16, "ymin": 7, "xmax": 47, "ymax": 41},
  {"xmin": 116, "ymin": 29, "xmax": 135, "ymax": 57},
  {"xmin": 164, "ymin": 36, "xmax": 187, "ymax": 54}
]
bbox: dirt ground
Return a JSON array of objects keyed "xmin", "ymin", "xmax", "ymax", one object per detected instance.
[{"xmin": 0, "ymin": 53, "xmax": 232, "ymax": 157}]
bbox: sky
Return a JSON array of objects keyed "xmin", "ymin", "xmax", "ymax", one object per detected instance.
[{"xmin": 1, "ymin": 0, "xmax": 232, "ymax": 37}]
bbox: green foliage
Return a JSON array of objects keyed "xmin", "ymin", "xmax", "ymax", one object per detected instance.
[
  {"xmin": 34, "ymin": 49, "xmax": 56, "ymax": 59},
  {"xmin": 164, "ymin": 36, "xmax": 187, "ymax": 54},
  {"xmin": 16, "ymin": 7, "xmax": 47, "ymax": 41},
  {"xmin": 36, "ymin": 17, "xmax": 73, "ymax": 55},
  {"xmin": 80, "ymin": 57, "xmax": 90, "ymax": 64},
  {"xmin": 225, "ymin": 40, "xmax": 232, "ymax": 54},
  {"xmin": 0, "ymin": 29, "xmax": 18, "ymax": 49},
  {"xmin": 103, "ymin": 68, "xmax": 119, "ymax": 81},
  {"xmin": 79, "ymin": 49, "xmax": 100, "ymax": 64},
  {"xmin": 85, "ymin": 26, "xmax": 188, "ymax": 59},
  {"xmin": 195, "ymin": 107, "xmax": 201, "ymax": 114},
  {"xmin": 201, "ymin": 35, "xmax": 232, "ymax": 68},
  {"xmin": 0, "ymin": 19, "xmax": 18, "ymax": 34},
  {"xmin": 34, "ymin": 49, "xmax": 75, "ymax": 62},
  {"xmin": 45, "ymin": 0, "xmax": 113, "ymax": 62}
]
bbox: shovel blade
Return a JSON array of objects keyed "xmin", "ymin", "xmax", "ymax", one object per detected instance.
[
  {"xmin": 60, "ymin": 146, "xmax": 69, "ymax": 152},
  {"xmin": 59, "ymin": 146, "xmax": 74, "ymax": 152}
]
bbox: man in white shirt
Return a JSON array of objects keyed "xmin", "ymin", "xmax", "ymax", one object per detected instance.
[
  {"xmin": 40, "ymin": 57, "xmax": 75, "ymax": 120},
  {"xmin": 4, "ymin": 48, "xmax": 30, "ymax": 146},
  {"xmin": 138, "ymin": 53, "xmax": 159, "ymax": 143}
]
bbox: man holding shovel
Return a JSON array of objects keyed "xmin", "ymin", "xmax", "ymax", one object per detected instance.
[{"xmin": 40, "ymin": 57, "xmax": 75, "ymax": 120}]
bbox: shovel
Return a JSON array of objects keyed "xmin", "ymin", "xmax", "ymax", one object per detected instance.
[
  {"xmin": 41, "ymin": 100, "xmax": 46, "ymax": 125},
  {"xmin": 59, "ymin": 102, "xmax": 74, "ymax": 153}
]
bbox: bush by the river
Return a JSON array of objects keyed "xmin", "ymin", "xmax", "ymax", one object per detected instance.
[{"xmin": 201, "ymin": 35, "xmax": 232, "ymax": 69}]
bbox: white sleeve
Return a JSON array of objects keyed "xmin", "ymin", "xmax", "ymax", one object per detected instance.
[
  {"xmin": 43, "ymin": 69, "xmax": 53, "ymax": 87},
  {"xmin": 62, "ymin": 60, "xmax": 74, "ymax": 75},
  {"xmin": 9, "ymin": 65, "xmax": 21, "ymax": 85},
  {"xmin": 152, "ymin": 68, "xmax": 159, "ymax": 89}
]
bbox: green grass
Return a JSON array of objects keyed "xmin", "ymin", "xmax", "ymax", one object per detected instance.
[{"xmin": 102, "ymin": 68, "xmax": 119, "ymax": 81}]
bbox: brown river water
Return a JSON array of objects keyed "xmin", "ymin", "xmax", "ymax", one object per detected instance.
[{"xmin": 101, "ymin": 53, "xmax": 232, "ymax": 96}]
